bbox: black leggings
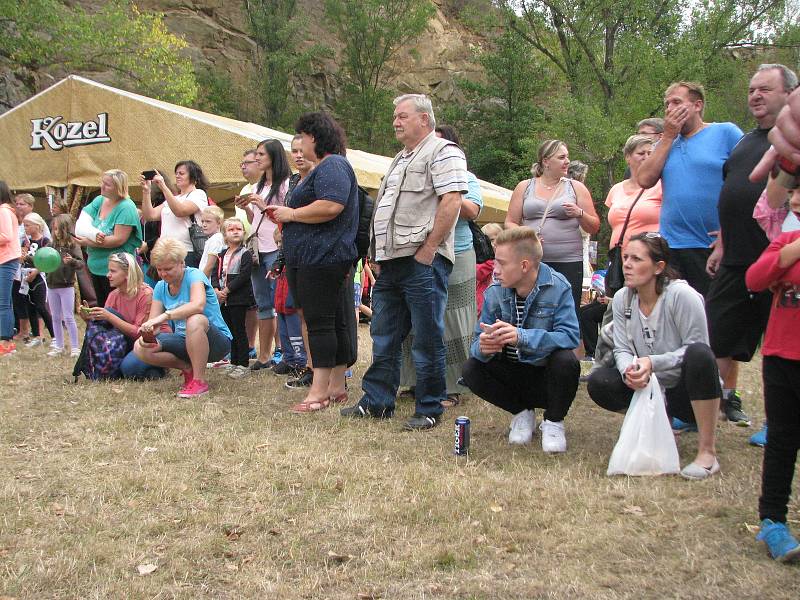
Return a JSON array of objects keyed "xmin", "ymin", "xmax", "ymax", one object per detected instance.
[
  {"xmin": 25, "ymin": 277, "xmax": 54, "ymax": 338},
  {"xmin": 759, "ymin": 356, "xmax": 800, "ymax": 523},
  {"xmin": 221, "ymin": 304, "xmax": 249, "ymax": 367},
  {"xmin": 287, "ymin": 261, "xmax": 356, "ymax": 369},
  {"xmin": 90, "ymin": 273, "xmax": 112, "ymax": 309},
  {"xmin": 587, "ymin": 342, "xmax": 722, "ymax": 423},
  {"xmin": 579, "ymin": 299, "xmax": 607, "ymax": 357},
  {"xmin": 545, "ymin": 261, "xmax": 583, "ymax": 323}
]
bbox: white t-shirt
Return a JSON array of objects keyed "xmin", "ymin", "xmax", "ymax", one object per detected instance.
[
  {"xmin": 249, "ymin": 179, "xmax": 287, "ymax": 253},
  {"xmin": 199, "ymin": 231, "xmax": 225, "ymax": 274},
  {"xmin": 160, "ymin": 189, "xmax": 208, "ymax": 252}
]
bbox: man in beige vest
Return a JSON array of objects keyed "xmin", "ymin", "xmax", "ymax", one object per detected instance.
[{"xmin": 341, "ymin": 94, "xmax": 468, "ymax": 430}]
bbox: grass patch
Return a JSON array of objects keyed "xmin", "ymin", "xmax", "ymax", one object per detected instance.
[{"xmin": 0, "ymin": 328, "xmax": 797, "ymax": 598}]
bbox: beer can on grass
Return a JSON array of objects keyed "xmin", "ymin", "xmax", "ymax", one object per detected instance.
[{"xmin": 454, "ymin": 416, "xmax": 470, "ymax": 456}]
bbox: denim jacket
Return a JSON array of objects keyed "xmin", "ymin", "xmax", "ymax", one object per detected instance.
[{"xmin": 470, "ymin": 263, "xmax": 580, "ymax": 366}]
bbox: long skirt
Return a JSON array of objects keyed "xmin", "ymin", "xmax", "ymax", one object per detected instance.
[{"xmin": 399, "ymin": 247, "xmax": 477, "ymax": 395}]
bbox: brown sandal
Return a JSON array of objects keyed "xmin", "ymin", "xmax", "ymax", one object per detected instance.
[
  {"xmin": 441, "ymin": 394, "xmax": 461, "ymax": 409},
  {"xmin": 289, "ymin": 397, "xmax": 331, "ymax": 413},
  {"xmin": 329, "ymin": 392, "xmax": 348, "ymax": 405}
]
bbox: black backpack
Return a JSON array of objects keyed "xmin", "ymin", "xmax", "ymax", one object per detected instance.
[
  {"xmin": 469, "ymin": 220, "xmax": 494, "ymax": 263},
  {"xmin": 355, "ymin": 185, "xmax": 374, "ymax": 260}
]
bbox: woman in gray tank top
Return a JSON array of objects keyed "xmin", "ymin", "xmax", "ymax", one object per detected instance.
[{"xmin": 505, "ymin": 140, "xmax": 600, "ymax": 317}]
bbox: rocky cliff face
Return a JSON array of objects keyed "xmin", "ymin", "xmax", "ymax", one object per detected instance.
[{"xmin": 1, "ymin": 0, "xmax": 487, "ymax": 115}]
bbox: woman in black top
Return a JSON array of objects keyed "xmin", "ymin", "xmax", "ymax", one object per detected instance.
[{"xmin": 268, "ymin": 112, "xmax": 359, "ymax": 413}]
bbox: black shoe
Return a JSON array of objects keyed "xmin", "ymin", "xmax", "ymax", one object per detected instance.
[
  {"xmin": 724, "ymin": 390, "xmax": 751, "ymax": 427},
  {"xmin": 285, "ymin": 368, "xmax": 313, "ymax": 389},
  {"xmin": 340, "ymin": 402, "xmax": 394, "ymax": 419},
  {"xmin": 403, "ymin": 413, "xmax": 439, "ymax": 431},
  {"xmin": 272, "ymin": 361, "xmax": 302, "ymax": 377},
  {"xmin": 250, "ymin": 360, "xmax": 272, "ymax": 371}
]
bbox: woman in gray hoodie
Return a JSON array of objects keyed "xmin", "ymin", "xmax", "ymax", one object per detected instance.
[{"xmin": 587, "ymin": 232, "xmax": 722, "ymax": 480}]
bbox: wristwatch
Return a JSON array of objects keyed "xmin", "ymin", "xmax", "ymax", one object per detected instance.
[{"xmin": 164, "ymin": 309, "xmax": 173, "ymax": 320}]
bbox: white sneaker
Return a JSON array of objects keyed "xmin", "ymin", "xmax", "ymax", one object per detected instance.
[
  {"xmin": 540, "ymin": 419, "xmax": 567, "ymax": 453},
  {"xmin": 70, "ymin": 348, "xmax": 81, "ymax": 357},
  {"xmin": 46, "ymin": 347, "xmax": 64, "ymax": 357},
  {"xmin": 508, "ymin": 409, "xmax": 536, "ymax": 445},
  {"xmin": 25, "ymin": 337, "xmax": 42, "ymax": 348}
]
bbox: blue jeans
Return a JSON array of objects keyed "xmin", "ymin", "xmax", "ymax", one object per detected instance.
[
  {"xmin": 360, "ymin": 255, "xmax": 452, "ymax": 417},
  {"xmin": 0, "ymin": 259, "xmax": 16, "ymax": 340},
  {"xmin": 252, "ymin": 250, "xmax": 278, "ymax": 319},
  {"xmin": 120, "ymin": 351, "xmax": 166, "ymax": 380}
]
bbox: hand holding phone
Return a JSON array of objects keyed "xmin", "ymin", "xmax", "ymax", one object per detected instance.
[{"xmin": 142, "ymin": 170, "xmax": 157, "ymax": 181}]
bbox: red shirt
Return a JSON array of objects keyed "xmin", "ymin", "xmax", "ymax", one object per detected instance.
[
  {"xmin": 105, "ymin": 285, "xmax": 167, "ymax": 340},
  {"xmin": 745, "ymin": 231, "xmax": 800, "ymax": 360}
]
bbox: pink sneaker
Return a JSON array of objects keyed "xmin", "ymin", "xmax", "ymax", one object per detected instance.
[
  {"xmin": 181, "ymin": 369, "xmax": 193, "ymax": 387},
  {"xmin": 177, "ymin": 379, "xmax": 209, "ymax": 398}
]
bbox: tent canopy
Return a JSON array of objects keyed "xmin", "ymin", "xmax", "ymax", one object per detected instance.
[{"xmin": 0, "ymin": 75, "xmax": 511, "ymax": 222}]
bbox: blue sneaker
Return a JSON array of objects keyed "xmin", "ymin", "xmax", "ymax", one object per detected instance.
[
  {"xmin": 269, "ymin": 348, "xmax": 282, "ymax": 366},
  {"xmin": 671, "ymin": 417, "xmax": 698, "ymax": 434},
  {"xmin": 756, "ymin": 519, "xmax": 800, "ymax": 562},
  {"xmin": 749, "ymin": 424, "xmax": 767, "ymax": 448},
  {"xmin": 344, "ymin": 369, "xmax": 352, "ymax": 378},
  {"xmin": 248, "ymin": 347, "xmax": 257, "ymax": 360}
]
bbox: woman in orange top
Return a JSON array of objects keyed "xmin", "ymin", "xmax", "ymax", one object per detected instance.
[{"xmin": 606, "ymin": 135, "xmax": 663, "ymax": 248}]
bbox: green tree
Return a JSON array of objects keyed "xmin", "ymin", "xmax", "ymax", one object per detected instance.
[
  {"xmin": 443, "ymin": 31, "xmax": 547, "ymax": 188},
  {"xmin": 0, "ymin": 0, "xmax": 197, "ymax": 105},
  {"xmin": 500, "ymin": 0, "xmax": 788, "ymax": 189},
  {"xmin": 324, "ymin": 0, "xmax": 436, "ymax": 153},
  {"xmin": 244, "ymin": 0, "xmax": 328, "ymax": 128}
]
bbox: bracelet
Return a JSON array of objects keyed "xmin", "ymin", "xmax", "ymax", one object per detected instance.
[{"xmin": 579, "ymin": 208, "xmax": 584, "ymax": 218}]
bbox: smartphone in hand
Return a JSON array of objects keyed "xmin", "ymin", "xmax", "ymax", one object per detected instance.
[
  {"xmin": 142, "ymin": 170, "xmax": 157, "ymax": 180},
  {"xmin": 139, "ymin": 329, "xmax": 158, "ymax": 344}
]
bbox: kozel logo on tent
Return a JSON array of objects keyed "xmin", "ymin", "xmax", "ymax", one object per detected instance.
[{"xmin": 30, "ymin": 113, "xmax": 111, "ymax": 151}]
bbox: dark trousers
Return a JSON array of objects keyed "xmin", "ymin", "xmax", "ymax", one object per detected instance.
[
  {"xmin": 461, "ymin": 349, "xmax": 580, "ymax": 422},
  {"xmin": 25, "ymin": 278, "xmax": 54, "ymax": 338},
  {"xmin": 759, "ymin": 356, "xmax": 800, "ymax": 523},
  {"xmin": 672, "ymin": 248, "xmax": 712, "ymax": 297},
  {"xmin": 221, "ymin": 304, "xmax": 249, "ymax": 367},
  {"xmin": 579, "ymin": 299, "xmax": 607, "ymax": 356},
  {"xmin": 90, "ymin": 273, "xmax": 112, "ymax": 308},
  {"xmin": 545, "ymin": 260, "xmax": 583, "ymax": 322},
  {"xmin": 288, "ymin": 261, "xmax": 356, "ymax": 369},
  {"xmin": 587, "ymin": 342, "xmax": 721, "ymax": 423}
]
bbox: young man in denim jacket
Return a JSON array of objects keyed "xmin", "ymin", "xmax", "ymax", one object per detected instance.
[{"xmin": 461, "ymin": 227, "xmax": 580, "ymax": 452}]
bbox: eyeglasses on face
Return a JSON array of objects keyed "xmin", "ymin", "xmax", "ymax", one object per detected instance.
[{"xmin": 240, "ymin": 160, "xmax": 258, "ymax": 167}]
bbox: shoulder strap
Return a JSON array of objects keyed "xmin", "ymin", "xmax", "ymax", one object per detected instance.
[
  {"xmin": 614, "ymin": 188, "xmax": 647, "ymax": 249},
  {"xmin": 623, "ymin": 287, "xmax": 639, "ymax": 359}
]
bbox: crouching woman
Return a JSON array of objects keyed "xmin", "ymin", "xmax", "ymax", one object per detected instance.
[
  {"xmin": 135, "ymin": 238, "xmax": 232, "ymax": 398},
  {"xmin": 586, "ymin": 232, "xmax": 722, "ymax": 480}
]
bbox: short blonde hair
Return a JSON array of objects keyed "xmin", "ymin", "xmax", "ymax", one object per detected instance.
[
  {"xmin": 22, "ymin": 212, "xmax": 47, "ymax": 234},
  {"xmin": 481, "ymin": 222, "xmax": 503, "ymax": 239},
  {"xmin": 108, "ymin": 252, "xmax": 144, "ymax": 296},
  {"xmin": 15, "ymin": 193, "xmax": 35, "ymax": 207},
  {"xmin": 150, "ymin": 238, "xmax": 188, "ymax": 265},
  {"xmin": 102, "ymin": 169, "xmax": 129, "ymax": 198},
  {"xmin": 223, "ymin": 217, "xmax": 245, "ymax": 243},
  {"xmin": 623, "ymin": 134, "xmax": 654, "ymax": 157},
  {"xmin": 495, "ymin": 227, "xmax": 543, "ymax": 264},
  {"xmin": 202, "ymin": 205, "xmax": 225, "ymax": 223}
]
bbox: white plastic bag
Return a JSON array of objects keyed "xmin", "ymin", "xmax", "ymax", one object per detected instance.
[
  {"xmin": 75, "ymin": 210, "xmax": 102, "ymax": 240},
  {"xmin": 607, "ymin": 374, "xmax": 680, "ymax": 476}
]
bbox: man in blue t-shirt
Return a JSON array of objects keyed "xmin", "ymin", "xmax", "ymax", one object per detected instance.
[{"xmin": 638, "ymin": 81, "xmax": 743, "ymax": 296}]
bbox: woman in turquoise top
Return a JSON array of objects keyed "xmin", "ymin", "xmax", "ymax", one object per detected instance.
[
  {"xmin": 135, "ymin": 238, "xmax": 232, "ymax": 399},
  {"xmin": 78, "ymin": 169, "xmax": 143, "ymax": 306}
]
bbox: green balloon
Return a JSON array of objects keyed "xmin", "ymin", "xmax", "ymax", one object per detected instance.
[{"xmin": 33, "ymin": 246, "xmax": 62, "ymax": 273}]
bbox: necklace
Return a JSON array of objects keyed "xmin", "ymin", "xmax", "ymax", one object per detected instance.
[{"xmin": 539, "ymin": 176, "xmax": 560, "ymax": 190}]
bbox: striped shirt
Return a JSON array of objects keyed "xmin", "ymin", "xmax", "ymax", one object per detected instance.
[
  {"xmin": 503, "ymin": 293, "xmax": 527, "ymax": 362},
  {"xmin": 373, "ymin": 133, "xmax": 468, "ymax": 261}
]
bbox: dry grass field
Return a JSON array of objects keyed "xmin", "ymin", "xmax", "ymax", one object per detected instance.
[{"xmin": 1, "ymin": 325, "xmax": 797, "ymax": 599}]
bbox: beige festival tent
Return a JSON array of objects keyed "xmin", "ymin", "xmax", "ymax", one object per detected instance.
[{"xmin": 0, "ymin": 75, "xmax": 511, "ymax": 222}]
